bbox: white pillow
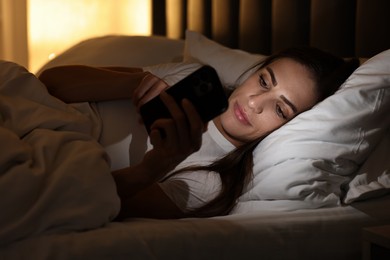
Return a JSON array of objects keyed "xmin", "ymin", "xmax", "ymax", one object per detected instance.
[
  {"xmin": 143, "ymin": 30, "xmax": 268, "ymax": 93},
  {"xmin": 36, "ymin": 35, "xmax": 184, "ymax": 75},
  {"xmin": 343, "ymin": 131, "xmax": 390, "ymax": 203},
  {"xmin": 143, "ymin": 62, "xmax": 202, "ymax": 86},
  {"xmin": 183, "ymin": 30, "xmax": 266, "ymax": 87},
  {"xmin": 238, "ymin": 50, "xmax": 390, "ymax": 207}
]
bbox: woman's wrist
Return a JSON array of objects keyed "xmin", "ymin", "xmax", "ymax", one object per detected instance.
[{"xmin": 111, "ymin": 161, "xmax": 168, "ymax": 199}]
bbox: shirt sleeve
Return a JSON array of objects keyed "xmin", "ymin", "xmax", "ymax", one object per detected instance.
[{"xmin": 158, "ymin": 171, "xmax": 222, "ymax": 212}]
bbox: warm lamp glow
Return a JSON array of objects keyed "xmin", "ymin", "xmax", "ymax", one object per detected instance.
[{"xmin": 28, "ymin": 0, "xmax": 151, "ymax": 73}]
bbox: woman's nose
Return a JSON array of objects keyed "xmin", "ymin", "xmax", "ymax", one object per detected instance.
[{"xmin": 248, "ymin": 95, "xmax": 264, "ymax": 114}]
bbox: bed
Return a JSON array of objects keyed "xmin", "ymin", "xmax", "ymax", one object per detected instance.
[{"xmin": 1, "ymin": 0, "xmax": 390, "ymax": 259}]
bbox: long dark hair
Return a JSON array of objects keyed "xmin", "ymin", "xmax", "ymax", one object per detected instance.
[{"xmin": 169, "ymin": 46, "xmax": 359, "ymax": 217}]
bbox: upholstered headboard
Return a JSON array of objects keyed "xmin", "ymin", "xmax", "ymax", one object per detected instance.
[{"xmin": 151, "ymin": 0, "xmax": 390, "ymax": 58}]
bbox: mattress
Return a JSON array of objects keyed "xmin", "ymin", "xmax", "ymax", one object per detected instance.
[{"xmin": 1, "ymin": 196, "xmax": 389, "ymax": 260}]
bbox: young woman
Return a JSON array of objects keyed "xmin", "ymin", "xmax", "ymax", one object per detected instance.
[{"xmin": 39, "ymin": 47, "xmax": 359, "ymax": 219}]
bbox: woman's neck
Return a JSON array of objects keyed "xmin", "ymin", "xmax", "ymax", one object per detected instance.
[{"xmin": 212, "ymin": 117, "xmax": 241, "ymax": 148}]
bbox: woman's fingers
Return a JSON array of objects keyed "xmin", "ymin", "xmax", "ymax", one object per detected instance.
[
  {"xmin": 146, "ymin": 93, "xmax": 207, "ymax": 170},
  {"xmin": 181, "ymin": 99, "xmax": 206, "ymax": 151},
  {"xmin": 132, "ymin": 73, "xmax": 155, "ymax": 104},
  {"xmin": 160, "ymin": 92, "xmax": 189, "ymax": 143},
  {"xmin": 132, "ymin": 73, "xmax": 168, "ymax": 108},
  {"xmin": 160, "ymin": 93, "xmax": 205, "ymax": 152}
]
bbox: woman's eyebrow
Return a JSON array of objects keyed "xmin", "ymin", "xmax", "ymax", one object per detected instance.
[
  {"xmin": 280, "ymin": 95, "xmax": 298, "ymax": 114},
  {"xmin": 266, "ymin": 67, "xmax": 278, "ymax": 86}
]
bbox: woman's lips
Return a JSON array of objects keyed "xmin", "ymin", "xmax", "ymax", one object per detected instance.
[{"xmin": 234, "ymin": 103, "xmax": 251, "ymax": 125}]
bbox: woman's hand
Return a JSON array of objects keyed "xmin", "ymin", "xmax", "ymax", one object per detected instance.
[
  {"xmin": 112, "ymin": 91, "xmax": 207, "ymax": 213},
  {"xmin": 141, "ymin": 92, "xmax": 207, "ymax": 177},
  {"xmin": 132, "ymin": 73, "xmax": 169, "ymax": 109}
]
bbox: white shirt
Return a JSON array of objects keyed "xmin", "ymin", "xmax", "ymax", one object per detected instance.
[
  {"xmin": 157, "ymin": 121, "xmax": 235, "ymax": 212},
  {"xmin": 96, "ymin": 100, "xmax": 235, "ymax": 212}
]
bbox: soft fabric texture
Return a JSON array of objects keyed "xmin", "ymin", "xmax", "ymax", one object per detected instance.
[
  {"xmin": 183, "ymin": 30, "xmax": 266, "ymax": 87},
  {"xmin": 1, "ymin": 203, "xmax": 384, "ymax": 260},
  {"xmin": 0, "ymin": 61, "xmax": 120, "ymax": 246},
  {"xmin": 158, "ymin": 121, "xmax": 234, "ymax": 212},
  {"xmin": 97, "ymin": 99, "xmax": 149, "ymax": 170},
  {"xmin": 36, "ymin": 35, "xmax": 184, "ymax": 75},
  {"xmin": 144, "ymin": 62, "xmax": 202, "ymax": 86},
  {"xmin": 343, "ymin": 131, "xmax": 390, "ymax": 203}
]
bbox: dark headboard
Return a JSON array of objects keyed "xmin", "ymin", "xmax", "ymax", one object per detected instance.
[{"xmin": 151, "ymin": 0, "xmax": 390, "ymax": 58}]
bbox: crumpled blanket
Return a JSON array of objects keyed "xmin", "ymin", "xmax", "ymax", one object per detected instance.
[{"xmin": 0, "ymin": 61, "xmax": 120, "ymax": 246}]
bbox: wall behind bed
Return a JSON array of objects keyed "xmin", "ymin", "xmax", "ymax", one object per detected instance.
[{"xmin": 151, "ymin": 0, "xmax": 390, "ymax": 58}]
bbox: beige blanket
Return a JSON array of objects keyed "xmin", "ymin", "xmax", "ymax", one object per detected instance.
[{"xmin": 0, "ymin": 61, "xmax": 120, "ymax": 246}]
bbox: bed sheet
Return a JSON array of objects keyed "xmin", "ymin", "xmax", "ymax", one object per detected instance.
[
  {"xmin": 1, "ymin": 196, "xmax": 389, "ymax": 260},
  {"xmin": 0, "ymin": 60, "xmax": 120, "ymax": 246}
]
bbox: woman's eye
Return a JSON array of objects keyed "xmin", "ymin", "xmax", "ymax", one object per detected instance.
[
  {"xmin": 276, "ymin": 105, "xmax": 287, "ymax": 120},
  {"xmin": 258, "ymin": 74, "xmax": 269, "ymax": 89}
]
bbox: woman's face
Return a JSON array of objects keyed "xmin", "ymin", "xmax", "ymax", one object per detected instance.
[{"xmin": 214, "ymin": 58, "xmax": 319, "ymax": 147}]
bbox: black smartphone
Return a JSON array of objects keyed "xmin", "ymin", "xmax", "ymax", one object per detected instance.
[{"xmin": 139, "ymin": 65, "xmax": 228, "ymax": 134}]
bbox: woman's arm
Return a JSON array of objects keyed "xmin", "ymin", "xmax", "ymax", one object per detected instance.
[
  {"xmin": 112, "ymin": 92, "xmax": 206, "ymax": 219},
  {"xmin": 38, "ymin": 65, "xmax": 151, "ymax": 103},
  {"xmin": 112, "ymin": 169, "xmax": 185, "ymax": 219}
]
